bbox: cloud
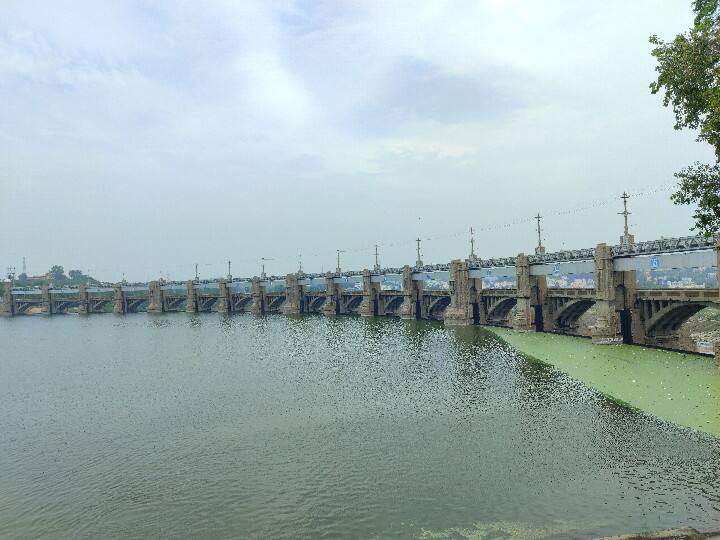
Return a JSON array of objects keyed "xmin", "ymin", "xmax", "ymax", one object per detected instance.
[
  {"xmin": 236, "ymin": 51, "xmax": 314, "ymax": 126},
  {"xmin": 0, "ymin": 0, "xmax": 715, "ymax": 279}
]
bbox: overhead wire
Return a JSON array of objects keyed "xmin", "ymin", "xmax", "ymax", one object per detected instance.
[{"xmin": 71, "ymin": 180, "xmax": 683, "ymax": 281}]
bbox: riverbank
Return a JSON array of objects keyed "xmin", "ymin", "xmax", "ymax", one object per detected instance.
[{"xmin": 487, "ymin": 327, "xmax": 720, "ymax": 437}]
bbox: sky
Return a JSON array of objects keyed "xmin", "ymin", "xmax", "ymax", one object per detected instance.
[{"xmin": 0, "ymin": 0, "xmax": 715, "ymax": 282}]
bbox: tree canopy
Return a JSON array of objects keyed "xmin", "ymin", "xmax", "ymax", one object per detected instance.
[
  {"xmin": 10, "ymin": 266, "xmax": 98, "ymax": 287},
  {"xmin": 650, "ymin": 0, "xmax": 720, "ymax": 237},
  {"xmin": 48, "ymin": 265, "xmax": 66, "ymax": 283}
]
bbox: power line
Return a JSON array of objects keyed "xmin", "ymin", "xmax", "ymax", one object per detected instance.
[{"xmin": 45, "ymin": 180, "xmax": 680, "ymax": 281}]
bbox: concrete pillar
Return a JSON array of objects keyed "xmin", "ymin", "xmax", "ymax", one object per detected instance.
[
  {"xmin": 78, "ymin": 284, "xmax": 89, "ymax": 314},
  {"xmin": 113, "ymin": 285, "xmax": 126, "ymax": 314},
  {"xmin": 512, "ymin": 254, "xmax": 534, "ymax": 331},
  {"xmin": 147, "ymin": 281, "xmax": 164, "ymax": 313},
  {"xmin": 620, "ymin": 269, "xmax": 641, "ymax": 345},
  {"xmin": 1, "ymin": 285, "xmax": 15, "ymax": 316},
  {"xmin": 281, "ymin": 273, "xmax": 303, "ymax": 315},
  {"xmin": 510, "ymin": 255, "xmax": 546, "ymax": 331},
  {"xmin": 535, "ymin": 274, "xmax": 548, "ymax": 331},
  {"xmin": 217, "ymin": 279, "xmax": 230, "ymax": 314},
  {"xmin": 399, "ymin": 265, "xmax": 423, "ymax": 319},
  {"xmin": 359, "ymin": 270, "xmax": 381, "ymax": 317},
  {"xmin": 251, "ymin": 277, "xmax": 265, "ymax": 315},
  {"xmin": 322, "ymin": 272, "xmax": 342, "ymax": 315},
  {"xmin": 444, "ymin": 260, "xmax": 474, "ymax": 326},
  {"xmin": 186, "ymin": 280, "xmax": 198, "ymax": 313},
  {"xmin": 592, "ymin": 243, "xmax": 623, "ymax": 344},
  {"xmin": 476, "ymin": 272, "xmax": 488, "ymax": 325},
  {"xmin": 41, "ymin": 285, "xmax": 52, "ymax": 315}
]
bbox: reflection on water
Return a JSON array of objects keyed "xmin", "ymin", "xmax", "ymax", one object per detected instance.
[{"xmin": 0, "ymin": 314, "xmax": 718, "ymax": 539}]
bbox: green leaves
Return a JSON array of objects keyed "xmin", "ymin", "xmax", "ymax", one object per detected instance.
[
  {"xmin": 651, "ymin": 1, "xmax": 720, "ymax": 236},
  {"xmin": 671, "ymin": 163, "xmax": 720, "ymax": 237},
  {"xmin": 693, "ymin": 0, "xmax": 720, "ymax": 24}
]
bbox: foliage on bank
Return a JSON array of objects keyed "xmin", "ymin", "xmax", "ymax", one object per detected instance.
[
  {"xmin": 12, "ymin": 266, "xmax": 100, "ymax": 288},
  {"xmin": 650, "ymin": 0, "xmax": 720, "ymax": 236}
]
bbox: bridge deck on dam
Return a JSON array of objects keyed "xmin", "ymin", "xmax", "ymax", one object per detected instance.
[{"xmin": 2, "ymin": 234, "xmax": 718, "ymax": 358}]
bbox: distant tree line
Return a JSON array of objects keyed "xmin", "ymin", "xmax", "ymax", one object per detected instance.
[{"xmin": 11, "ymin": 266, "xmax": 99, "ymax": 287}]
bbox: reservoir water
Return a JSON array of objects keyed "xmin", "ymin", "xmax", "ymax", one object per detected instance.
[{"xmin": 1, "ymin": 314, "xmax": 718, "ymax": 539}]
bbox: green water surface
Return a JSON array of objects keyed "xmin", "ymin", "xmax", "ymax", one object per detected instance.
[{"xmin": 488, "ymin": 327, "xmax": 720, "ymax": 437}]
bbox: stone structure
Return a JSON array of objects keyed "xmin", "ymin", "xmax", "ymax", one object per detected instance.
[
  {"xmin": 591, "ymin": 244, "xmax": 624, "ymax": 344},
  {"xmin": 250, "ymin": 277, "xmax": 265, "ymax": 315},
  {"xmin": 1, "ymin": 285, "xmax": 14, "ymax": 316},
  {"xmin": 186, "ymin": 281, "xmax": 197, "ymax": 313},
  {"xmin": 147, "ymin": 281, "xmax": 164, "ymax": 313},
  {"xmin": 281, "ymin": 273, "xmax": 303, "ymax": 315},
  {"xmin": 40, "ymin": 285, "xmax": 52, "ymax": 315},
  {"xmin": 399, "ymin": 265, "xmax": 422, "ymax": 319},
  {"xmin": 511, "ymin": 254, "xmax": 535, "ymax": 331},
  {"xmin": 444, "ymin": 260, "xmax": 478, "ymax": 326},
  {"xmin": 113, "ymin": 285, "xmax": 126, "ymax": 314},
  {"xmin": 216, "ymin": 279, "xmax": 230, "ymax": 314},
  {"xmin": 359, "ymin": 270, "xmax": 380, "ymax": 317},
  {"xmin": 322, "ymin": 272, "xmax": 341, "ymax": 315},
  {"xmin": 78, "ymin": 284, "xmax": 89, "ymax": 315},
  {"xmin": 3, "ymin": 234, "xmax": 718, "ymax": 360}
]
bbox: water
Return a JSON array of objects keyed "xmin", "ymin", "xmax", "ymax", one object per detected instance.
[
  {"xmin": 0, "ymin": 314, "xmax": 718, "ymax": 539},
  {"xmin": 490, "ymin": 327, "xmax": 720, "ymax": 437}
]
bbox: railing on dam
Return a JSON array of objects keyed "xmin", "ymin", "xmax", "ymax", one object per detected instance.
[
  {"xmin": 2, "ymin": 234, "xmax": 718, "ymax": 358},
  {"xmin": 5, "ymin": 235, "xmax": 717, "ymax": 293}
]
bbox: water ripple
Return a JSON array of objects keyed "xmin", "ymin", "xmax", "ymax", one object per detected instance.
[{"xmin": 0, "ymin": 313, "xmax": 718, "ymax": 539}]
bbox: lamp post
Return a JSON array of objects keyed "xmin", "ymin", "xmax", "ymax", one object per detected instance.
[
  {"xmin": 260, "ymin": 257, "xmax": 273, "ymax": 279},
  {"xmin": 618, "ymin": 191, "xmax": 635, "ymax": 246},
  {"xmin": 336, "ymin": 250, "xmax": 345, "ymax": 275},
  {"xmin": 468, "ymin": 227, "xmax": 478, "ymax": 262},
  {"xmin": 534, "ymin": 213, "xmax": 545, "ymax": 254}
]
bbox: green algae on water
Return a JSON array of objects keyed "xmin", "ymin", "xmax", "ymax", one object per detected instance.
[{"xmin": 487, "ymin": 327, "xmax": 720, "ymax": 437}]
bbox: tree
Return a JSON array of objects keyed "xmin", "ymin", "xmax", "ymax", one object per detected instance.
[
  {"xmin": 68, "ymin": 269, "xmax": 84, "ymax": 281},
  {"xmin": 650, "ymin": 0, "xmax": 720, "ymax": 237},
  {"xmin": 48, "ymin": 265, "xmax": 66, "ymax": 283}
]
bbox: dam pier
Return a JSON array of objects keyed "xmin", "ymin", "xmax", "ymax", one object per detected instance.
[{"xmin": 3, "ymin": 234, "xmax": 719, "ymax": 358}]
